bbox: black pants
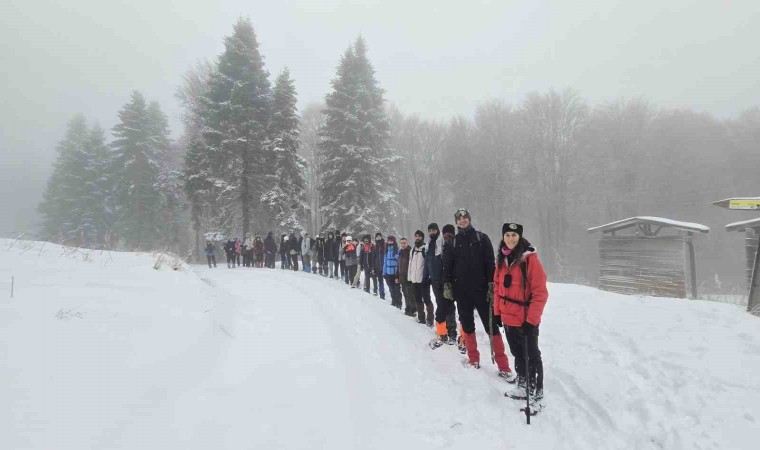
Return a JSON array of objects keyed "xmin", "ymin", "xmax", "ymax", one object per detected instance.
[
  {"xmin": 385, "ymin": 275, "xmax": 402, "ymax": 307},
  {"xmin": 226, "ymin": 253, "xmax": 235, "ymax": 267},
  {"xmin": 235, "ymin": 253, "xmax": 241, "ymax": 266},
  {"xmin": 401, "ymin": 282, "xmax": 416, "ymax": 314},
  {"xmin": 457, "ymin": 288, "xmax": 500, "ymax": 336},
  {"xmin": 290, "ymin": 254, "xmax": 299, "ymax": 271},
  {"xmin": 413, "ymin": 281, "xmax": 434, "ymax": 323},
  {"xmin": 206, "ymin": 255, "xmax": 216, "ymax": 268},
  {"xmin": 346, "ymin": 265, "xmax": 357, "ymax": 284},
  {"xmin": 431, "ymin": 281, "xmax": 457, "ymax": 338},
  {"xmin": 505, "ymin": 325, "xmax": 543, "ymax": 390},
  {"xmin": 339, "ymin": 260, "xmax": 346, "ymax": 281},
  {"xmin": 265, "ymin": 252, "xmax": 275, "ymax": 268},
  {"xmin": 364, "ymin": 269, "xmax": 378, "ymax": 292},
  {"xmin": 281, "ymin": 253, "xmax": 289, "ymax": 269}
]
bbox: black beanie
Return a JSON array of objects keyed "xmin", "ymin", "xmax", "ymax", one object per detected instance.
[
  {"xmin": 414, "ymin": 230, "xmax": 424, "ymax": 238},
  {"xmin": 427, "ymin": 223, "xmax": 439, "ymax": 232},
  {"xmin": 442, "ymin": 224, "xmax": 455, "ymax": 235},
  {"xmin": 502, "ymin": 222, "xmax": 524, "ymax": 237}
]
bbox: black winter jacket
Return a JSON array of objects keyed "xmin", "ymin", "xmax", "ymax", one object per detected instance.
[{"xmin": 442, "ymin": 225, "xmax": 494, "ymax": 294}]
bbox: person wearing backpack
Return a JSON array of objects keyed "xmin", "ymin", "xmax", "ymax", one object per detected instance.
[
  {"xmin": 397, "ymin": 237, "xmax": 417, "ymax": 316},
  {"xmin": 280, "ymin": 234, "xmax": 290, "ymax": 269},
  {"xmin": 373, "ymin": 233, "xmax": 386, "ymax": 299},
  {"xmin": 288, "ymin": 232, "xmax": 300, "ymax": 271},
  {"xmin": 409, "ymin": 230, "xmax": 434, "ymax": 326},
  {"xmin": 301, "ymin": 233, "xmax": 313, "ymax": 273},
  {"xmin": 428, "ymin": 223, "xmax": 458, "ymax": 347},
  {"xmin": 204, "ymin": 241, "xmax": 217, "ymax": 268},
  {"xmin": 325, "ymin": 231, "xmax": 339, "ymax": 278},
  {"xmin": 442, "ymin": 209, "xmax": 514, "ymax": 382},
  {"xmin": 359, "ymin": 235, "xmax": 376, "ymax": 295},
  {"xmin": 344, "ymin": 236, "xmax": 358, "ymax": 287},
  {"xmin": 495, "ymin": 223, "xmax": 548, "ymax": 403},
  {"xmin": 382, "ymin": 236, "xmax": 402, "ymax": 308}
]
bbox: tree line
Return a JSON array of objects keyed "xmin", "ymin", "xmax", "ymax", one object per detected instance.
[{"xmin": 39, "ymin": 17, "xmax": 760, "ymax": 291}]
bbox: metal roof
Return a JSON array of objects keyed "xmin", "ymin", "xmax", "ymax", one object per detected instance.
[
  {"xmin": 726, "ymin": 218, "xmax": 760, "ymax": 232},
  {"xmin": 588, "ymin": 216, "xmax": 710, "ymax": 234}
]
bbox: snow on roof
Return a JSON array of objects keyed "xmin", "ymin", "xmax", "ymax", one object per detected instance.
[
  {"xmin": 588, "ymin": 216, "xmax": 710, "ymax": 234},
  {"xmin": 725, "ymin": 218, "xmax": 760, "ymax": 232}
]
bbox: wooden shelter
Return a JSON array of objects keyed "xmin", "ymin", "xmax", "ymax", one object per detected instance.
[
  {"xmin": 588, "ymin": 217, "xmax": 710, "ymax": 299},
  {"xmin": 725, "ymin": 218, "xmax": 760, "ymax": 313}
]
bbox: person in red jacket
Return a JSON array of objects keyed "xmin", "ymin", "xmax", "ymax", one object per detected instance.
[{"xmin": 493, "ymin": 222, "xmax": 548, "ymax": 401}]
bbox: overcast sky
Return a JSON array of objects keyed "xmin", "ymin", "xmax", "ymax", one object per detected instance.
[{"xmin": 2, "ymin": 0, "xmax": 759, "ymax": 235}]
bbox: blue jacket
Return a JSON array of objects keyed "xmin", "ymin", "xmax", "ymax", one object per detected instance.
[
  {"xmin": 383, "ymin": 244, "xmax": 400, "ymax": 276},
  {"xmin": 425, "ymin": 236, "xmax": 444, "ymax": 282}
]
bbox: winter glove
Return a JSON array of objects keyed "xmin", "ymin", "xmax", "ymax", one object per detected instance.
[
  {"xmin": 522, "ymin": 322, "xmax": 537, "ymax": 336},
  {"xmin": 494, "ymin": 315, "xmax": 503, "ymax": 328},
  {"xmin": 443, "ymin": 282, "xmax": 454, "ymax": 300},
  {"xmin": 487, "ymin": 281, "xmax": 494, "ymax": 304}
]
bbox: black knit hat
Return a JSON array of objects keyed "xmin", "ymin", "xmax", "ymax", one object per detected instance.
[
  {"xmin": 387, "ymin": 235, "xmax": 396, "ymax": 243},
  {"xmin": 375, "ymin": 232, "xmax": 383, "ymax": 238},
  {"xmin": 414, "ymin": 229, "xmax": 425, "ymax": 238},
  {"xmin": 442, "ymin": 224, "xmax": 455, "ymax": 235},
  {"xmin": 427, "ymin": 223, "xmax": 439, "ymax": 232},
  {"xmin": 502, "ymin": 222, "xmax": 524, "ymax": 237}
]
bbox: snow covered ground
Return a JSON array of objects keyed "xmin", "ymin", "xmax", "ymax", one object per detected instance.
[{"xmin": 1, "ymin": 239, "xmax": 759, "ymax": 449}]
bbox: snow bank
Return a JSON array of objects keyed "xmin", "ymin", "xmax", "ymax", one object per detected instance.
[{"xmin": 1, "ymin": 239, "xmax": 759, "ymax": 449}]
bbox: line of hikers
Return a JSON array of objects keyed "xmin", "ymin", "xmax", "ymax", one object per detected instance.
[{"xmin": 203, "ymin": 208, "xmax": 549, "ymax": 402}]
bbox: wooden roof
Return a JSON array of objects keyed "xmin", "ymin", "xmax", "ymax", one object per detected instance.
[
  {"xmin": 726, "ymin": 218, "xmax": 760, "ymax": 232},
  {"xmin": 588, "ymin": 216, "xmax": 710, "ymax": 235}
]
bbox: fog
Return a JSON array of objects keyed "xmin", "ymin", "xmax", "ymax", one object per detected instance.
[{"xmin": 2, "ymin": 1, "xmax": 760, "ymax": 293}]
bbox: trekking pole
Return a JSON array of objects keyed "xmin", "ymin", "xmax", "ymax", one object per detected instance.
[
  {"xmin": 519, "ymin": 264, "xmax": 531, "ymax": 424},
  {"xmin": 523, "ymin": 319, "xmax": 531, "ymax": 424},
  {"xmin": 488, "ymin": 292, "xmax": 495, "ymax": 364}
]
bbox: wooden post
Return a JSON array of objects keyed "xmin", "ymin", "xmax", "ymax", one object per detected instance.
[
  {"xmin": 748, "ymin": 238, "xmax": 760, "ymax": 315},
  {"xmin": 686, "ymin": 232, "xmax": 698, "ymax": 299}
]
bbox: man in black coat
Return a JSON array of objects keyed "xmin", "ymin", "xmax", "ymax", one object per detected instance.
[
  {"xmin": 442, "ymin": 209, "xmax": 499, "ymax": 368},
  {"xmin": 324, "ymin": 231, "xmax": 339, "ymax": 278},
  {"xmin": 373, "ymin": 232, "xmax": 386, "ymax": 300},
  {"xmin": 264, "ymin": 232, "xmax": 277, "ymax": 269}
]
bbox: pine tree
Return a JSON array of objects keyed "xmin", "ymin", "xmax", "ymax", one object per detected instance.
[
  {"xmin": 262, "ymin": 67, "xmax": 308, "ymax": 231},
  {"xmin": 200, "ymin": 17, "xmax": 271, "ymax": 238},
  {"xmin": 81, "ymin": 124, "xmax": 111, "ymax": 244},
  {"xmin": 319, "ymin": 36, "xmax": 399, "ymax": 233},
  {"xmin": 147, "ymin": 101, "xmax": 182, "ymax": 248},
  {"xmin": 109, "ymin": 91, "xmax": 162, "ymax": 249},
  {"xmin": 39, "ymin": 115, "xmax": 89, "ymax": 243}
]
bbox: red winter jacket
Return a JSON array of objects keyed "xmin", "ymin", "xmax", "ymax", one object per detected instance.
[{"xmin": 493, "ymin": 249, "xmax": 548, "ymax": 326}]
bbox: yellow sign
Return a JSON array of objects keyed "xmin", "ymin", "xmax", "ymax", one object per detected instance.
[{"xmin": 729, "ymin": 199, "xmax": 760, "ymax": 210}]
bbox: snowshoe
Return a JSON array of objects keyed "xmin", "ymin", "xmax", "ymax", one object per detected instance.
[
  {"xmin": 520, "ymin": 395, "xmax": 545, "ymax": 416},
  {"xmin": 446, "ymin": 335, "xmax": 458, "ymax": 346},
  {"xmin": 457, "ymin": 336, "xmax": 467, "ymax": 354},
  {"xmin": 498, "ymin": 370, "xmax": 517, "ymax": 384},
  {"xmin": 504, "ymin": 377, "xmax": 527, "ymax": 399},
  {"xmin": 429, "ymin": 336, "xmax": 446, "ymax": 350},
  {"xmin": 461, "ymin": 359, "xmax": 480, "ymax": 369}
]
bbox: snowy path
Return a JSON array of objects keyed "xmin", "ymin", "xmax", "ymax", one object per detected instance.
[{"xmin": 2, "ymin": 240, "xmax": 760, "ymax": 449}]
